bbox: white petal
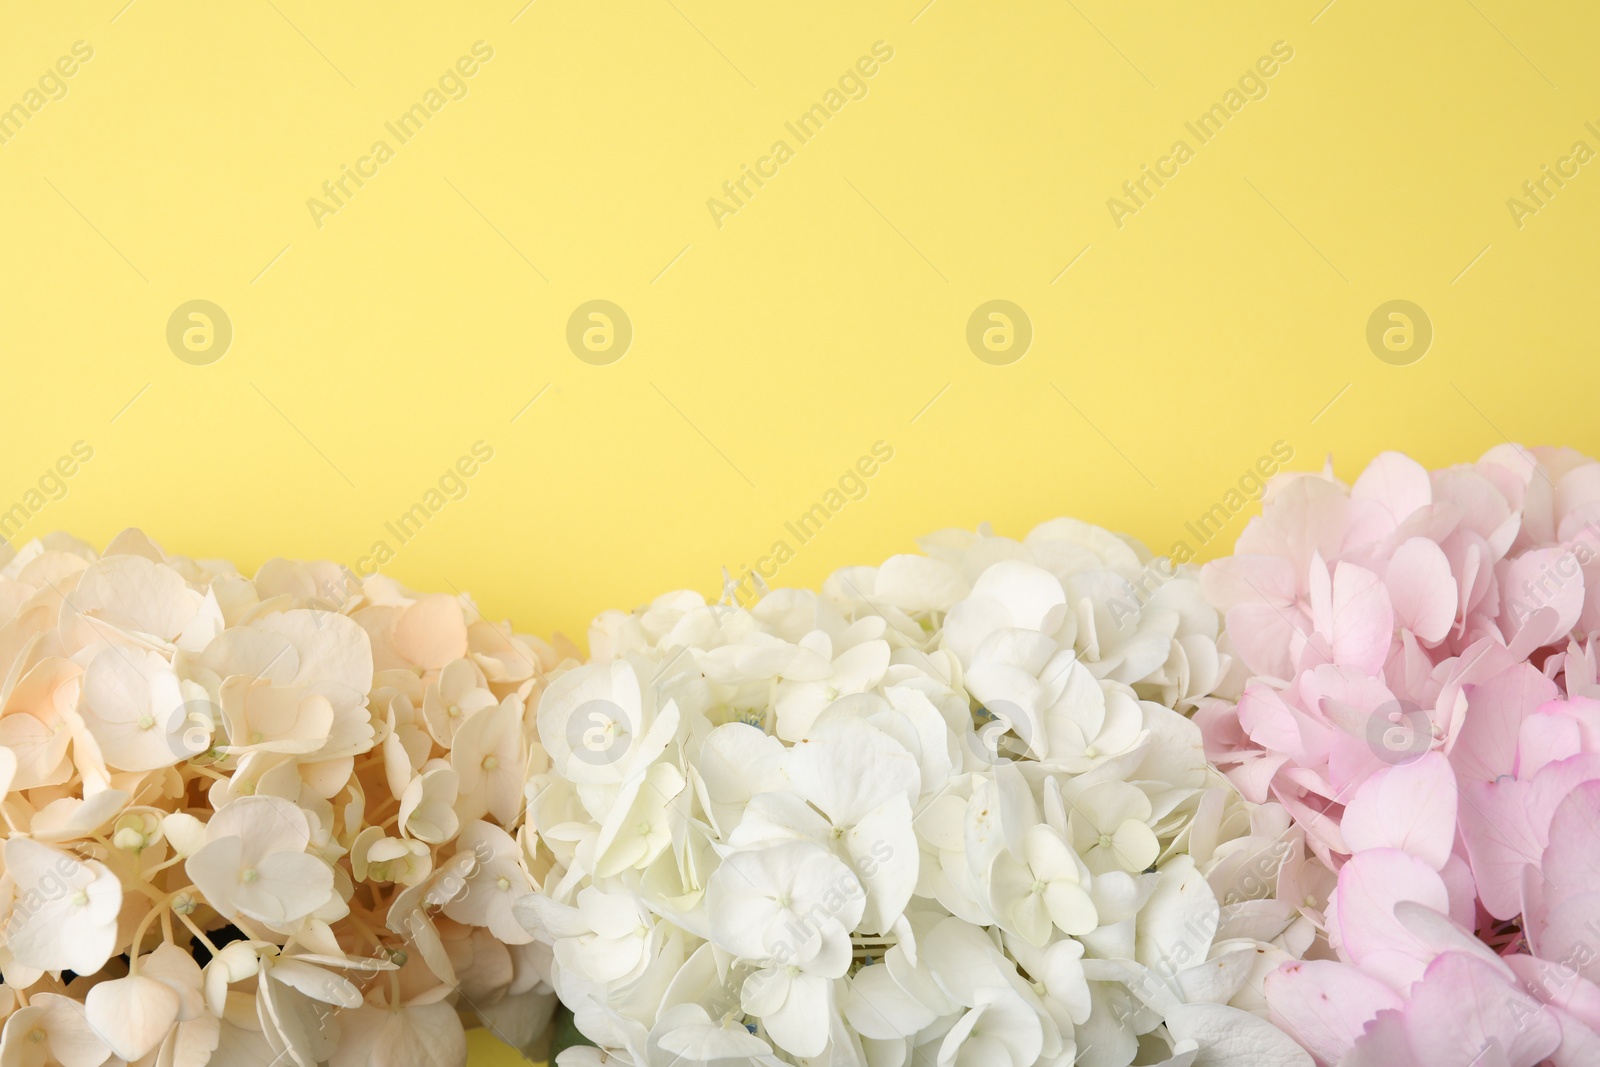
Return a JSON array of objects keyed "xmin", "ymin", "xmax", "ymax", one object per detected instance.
[
  {"xmin": 787, "ymin": 719, "xmax": 918, "ymax": 826},
  {"xmin": 1164, "ymin": 1002, "xmax": 1313, "ymax": 1066},
  {"xmin": 845, "ymin": 963, "xmax": 937, "ymax": 1039},
  {"xmin": 874, "ymin": 555, "xmax": 969, "ymax": 613},
  {"xmin": 970, "ymin": 561, "xmax": 1067, "ymax": 630},
  {"xmin": 1044, "ymin": 882, "xmax": 1098, "ymax": 936},
  {"xmin": 1136, "ymin": 857, "xmax": 1219, "ymax": 973},
  {"xmin": 749, "ymin": 971, "xmax": 830, "ymax": 1058},
  {"xmin": 141, "ymin": 942, "xmax": 208, "ymax": 1021}
]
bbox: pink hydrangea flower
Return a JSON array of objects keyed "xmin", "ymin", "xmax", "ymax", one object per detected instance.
[{"xmin": 1202, "ymin": 447, "xmax": 1600, "ymax": 1065}]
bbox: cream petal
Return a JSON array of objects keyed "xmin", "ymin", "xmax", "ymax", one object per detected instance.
[
  {"xmin": 254, "ymin": 610, "xmax": 373, "ymax": 710},
  {"xmin": 141, "ymin": 942, "xmax": 208, "ymax": 1021},
  {"xmin": 187, "ymin": 836, "xmax": 246, "ymax": 919},
  {"xmin": 268, "ymin": 960, "xmax": 361, "ymax": 1008},
  {"xmin": 234, "ymin": 852, "xmax": 334, "ymax": 925},
  {"xmin": 393, "ymin": 594, "xmax": 469, "ymax": 671},
  {"xmin": 366, "ymin": 1000, "xmax": 466, "ymax": 1067},
  {"xmin": 4, "ymin": 995, "xmax": 112, "ymax": 1067},
  {"xmin": 845, "ymin": 963, "xmax": 938, "ymax": 1040},
  {"xmin": 84, "ymin": 974, "xmax": 180, "ymax": 1061},
  {"xmin": 206, "ymin": 795, "xmax": 311, "ymax": 857},
  {"xmin": 71, "ymin": 555, "xmax": 199, "ymax": 642}
]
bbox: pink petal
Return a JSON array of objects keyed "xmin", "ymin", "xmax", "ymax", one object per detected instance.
[
  {"xmin": 1276, "ymin": 787, "xmax": 1350, "ymax": 864},
  {"xmin": 1352, "ymin": 452, "xmax": 1433, "ymax": 528},
  {"xmin": 1307, "ymin": 562, "xmax": 1394, "ymax": 675},
  {"xmin": 1228, "ymin": 602, "xmax": 1306, "ymax": 682},
  {"xmin": 1341, "ymin": 752, "xmax": 1457, "ymax": 870},
  {"xmin": 1201, "ymin": 555, "xmax": 1298, "ymax": 612},
  {"xmin": 1450, "ymin": 663, "xmax": 1558, "ymax": 783},
  {"xmin": 1432, "ymin": 467, "xmax": 1515, "ymax": 546},
  {"xmin": 1504, "ymin": 953, "xmax": 1600, "ymax": 1035},
  {"xmin": 1498, "ymin": 547, "xmax": 1585, "ymax": 655},
  {"xmin": 1237, "ymin": 477, "xmax": 1360, "ymax": 571},
  {"xmin": 1531, "ymin": 892, "xmax": 1600, "ymax": 984},
  {"xmin": 1457, "ymin": 776, "xmax": 1546, "ymax": 922},
  {"xmin": 1403, "ymin": 952, "xmax": 1561, "ymax": 1067},
  {"xmin": 1265, "ymin": 959, "xmax": 1402, "ymax": 1065},
  {"xmin": 1442, "ymin": 531, "xmax": 1495, "ymax": 630},
  {"xmin": 1459, "ymin": 755, "xmax": 1600, "ymax": 921},
  {"xmin": 1539, "ymin": 779, "xmax": 1600, "ymax": 915},
  {"xmin": 1438, "ymin": 853, "xmax": 1481, "ymax": 932},
  {"xmin": 1383, "ymin": 630, "xmax": 1435, "ymax": 709},
  {"xmin": 1517, "ymin": 698, "xmax": 1600, "ymax": 778},
  {"xmin": 1478, "ymin": 444, "xmax": 1538, "ymax": 516},
  {"xmin": 1237, "ymin": 686, "xmax": 1311, "ymax": 759},
  {"xmin": 1385, "ymin": 538, "xmax": 1457, "ymax": 643},
  {"xmin": 1518, "ymin": 711, "xmax": 1584, "ymax": 776},
  {"xmin": 1330, "ymin": 849, "xmax": 1449, "ymax": 991},
  {"xmin": 1227, "ymin": 752, "xmax": 1291, "ymax": 805},
  {"xmin": 1194, "ymin": 697, "xmax": 1250, "ymax": 756},
  {"xmin": 1342, "ymin": 1008, "xmax": 1413, "ymax": 1067},
  {"xmin": 1556, "ymin": 461, "xmax": 1600, "ymax": 529}
]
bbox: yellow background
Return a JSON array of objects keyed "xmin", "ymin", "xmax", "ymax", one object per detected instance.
[{"xmin": 2, "ymin": 1, "xmax": 1597, "ymax": 1061}]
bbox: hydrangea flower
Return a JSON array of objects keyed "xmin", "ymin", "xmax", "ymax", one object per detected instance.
[
  {"xmin": 0, "ymin": 530, "xmax": 563, "ymax": 1067},
  {"xmin": 1200, "ymin": 447, "xmax": 1600, "ymax": 1065},
  {"xmin": 520, "ymin": 519, "xmax": 1313, "ymax": 1065}
]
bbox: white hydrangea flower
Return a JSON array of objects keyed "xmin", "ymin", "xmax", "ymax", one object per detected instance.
[{"xmin": 520, "ymin": 518, "xmax": 1309, "ymax": 1066}]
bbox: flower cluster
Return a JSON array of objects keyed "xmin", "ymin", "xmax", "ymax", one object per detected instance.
[
  {"xmin": 31, "ymin": 446, "xmax": 1590, "ymax": 1067},
  {"xmin": 521, "ymin": 519, "xmax": 1316, "ymax": 1066},
  {"xmin": 1199, "ymin": 447, "xmax": 1600, "ymax": 1065},
  {"xmin": 0, "ymin": 529, "xmax": 564, "ymax": 1067}
]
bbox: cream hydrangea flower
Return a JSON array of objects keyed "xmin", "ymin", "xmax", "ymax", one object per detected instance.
[
  {"xmin": 0, "ymin": 993, "xmax": 110, "ymax": 1067},
  {"xmin": 185, "ymin": 795, "xmax": 334, "ymax": 929},
  {"xmin": 2, "ymin": 837, "xmax": 121, "ymax": 976},
  {"xmin": 78, "ymin": 646, "xmax": 204, "ymax": 771},
  {"xmin": 0, "ymin": 530, "xmax": 562, "ymax": 1067},
  {"xmin": 440, "ymin": 821, "xmax": 535, "ymax": 946},
  {"xmin": 0, "ymin": 659, "xmax": 89, "ymax": 791}
]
